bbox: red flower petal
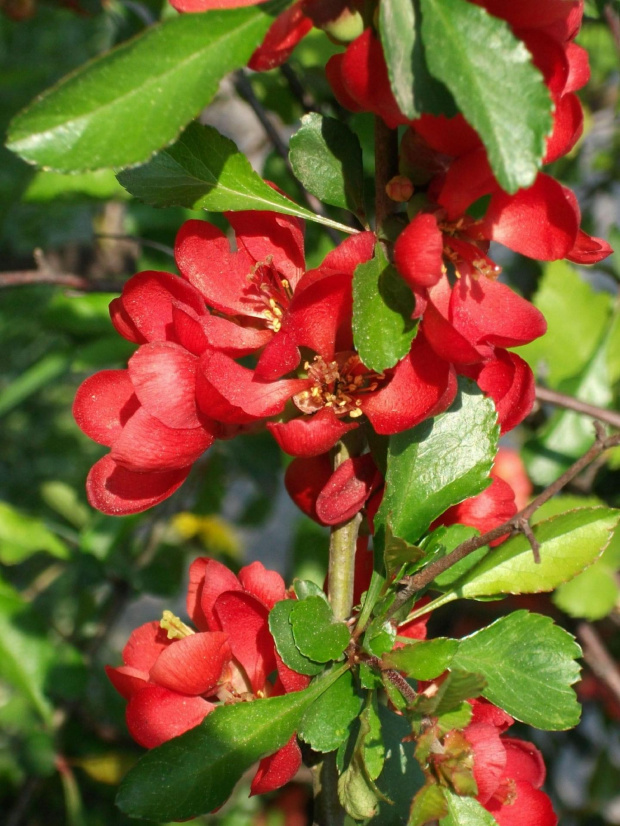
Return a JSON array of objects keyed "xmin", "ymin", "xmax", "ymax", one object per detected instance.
[
  {"xmin": 469, "ymin": 698, "xmax": 513, "ymax": 732},
  {"xmin": 226, "ymin": 209, "xmax": 305, "ymax": 291},
  {"xmin": 86, "ymin": 456, "xmax": 190, "ymax": 515},
  {"xmin": 470, "ymin": 350, "xmax": 536, "ymax": 433},
  {"xmin": 123, "ymin": 620, "xmax": 173, "ymax": 671},
  {"xmin": 464, "ymin": 722, "xmax": 507, "ymax": 805},
  {"xmin": 251, "ymin": 735, "xmax": 302, "ymax": 796},
  {"xmin": 544, "ymin": 93, "xmax": 583, "ymax": 164},
  {"xmin": 73, "ymin": 370, "xmax": 139, "ymax": 447},
  {"xmin": 198, "ymin": 350, "xmax": 308, "ymax": 421},
  {"xmin": 567, "ymin": 229, "xmax": 613, "ymax": 264},
  {"xmin": 284, "ymin": 454, "xmax": 333, "ymax": 524},
  {"xmin": 126, "ymin": 684, "xmax": 214, "ymax": 749},
  {"xmin": 109, "ymin": 297, "xmax": 145, "ymax": 344},
  {"xmin": 411, "ymin": 113, "xmax": 481, "ymax": 157},
  {"xmin": 473, "ymin": 0, "xmax": 580, "ymax": 31},
  {"xmin": 502, "ymin": 738, "xmax": 547, "ymax": 788},
  {"xmin": 326, "ymin": 53, "xmax": 365, "ymax": 114},
  {"xmin": 520, "ymin": 30, "xmax": 568, "ymax": 96},
  {"xmin": 171, "ymin": 0, "xmax": 260, "ymax": 9},
  {"xmin": 174, "ymin": 220, "xmax": 255, "ymax": 318},
  {"xmin": 486, "ymin": 780, "xmax": 557, "ymax": 826},
  {"xmin": 105, "ymin": 665, "xmax": 149, "ymax": 700},
  {"xmin": 394, "ymin": 213, "xmax": 444, "ymax": 289},
  {"xmin": 118, "ymin": 270, "xmax": 207, "ymax": 342},
  {"xmin": 128, "ymin": 342, "xmax": 201, "ymax": 429},
  {"xmin": 451, "ymin": 276, "xmax": 547, "ymax": 350},
  {"xmin": 190, "ymin": 557, "xmax": 243, "ymax": 631},
  {"xmin": 315, "ymin": 454, "xmax": 380, "ymax": 525},
  {"xmin": 434, "ymin": 475, "xmax": 517, "ymax": 538},
  {"xmin": 213, "ymin": 591, "xmax": 276, "ymax": 694},
  {"xmin": 565, "ymin": 42, "xmax": 590, "ymax": 92},
  {"xmin": 149, "ymin": 632, "xmax": 231, "ymax": 696},
  {"xmin": 111, "ymin": 407, "xmax": 214, "ymax": 471},
  {"xmin": 248, "ymin": 1, "xmax": 313, "ymax": 71},
  {"xmin": 483, "ymin": 173, "xmax": 578, "ymax": 260},
  {"xmin": 238, "ymin": 561, "xmax": 286, "ymax": 610},
  {"xmin": 362, "ymin": 337, "xmax": 457, "ymax": 435},
  {"xmin": 268, "ymin": 408, "xmax": 358, "ymax": 458},
  {"xmin": 437, "ymin": 147, "xmax": 495, "ymax": 219},
  {"xmin": 275, "ymin": 649, "xmax": 311, "ymax": 694}
]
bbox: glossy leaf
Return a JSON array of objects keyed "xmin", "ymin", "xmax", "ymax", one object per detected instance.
[
  {"xmin": 383, "ymin": 638, "xmax": 458, "ymax": 680},
  {"xmin": 380, "ymin": 0, "xmax": 455, "ymax": 119},
  {"xmin": 290, "ymin": 596, "xmax": 351, "ymax": 663},
  {"xmin": 413, "ymin": 670, "xmax": 486, "ymax": 716},
  {"xmin": 456, "ymin": 508, "xmax": 619, "ymax": 599},
  {"xmin": 377, "ymin": 379, "xmax": 498, "ymax": 545},
  {"xmin": 339, "ymin": 739, "xmax": 380, "ymax": 821},
  {"xmin": 352, "ymin": 243, "xmax": 418, "ymax": 372},
  {"xmin": 7, "ymin": 4, "xmax": 285, "ymax": 172},
  {"xmin": 117, "ymin": 666, "xmax": 345, "ymax": 821},
  {"xmin": 289, "ymin": 113, "xmax": 365, "ymax": 214},
  {"xmin": 269, "ymin": 599, "xmax": 324, "ymax": 677},
  {"xmin": 298, "ymin": 670, "xmax": 363, "ymax": 752},
  {"xmin": 117, "ymin": 122, "xmax": 355, "ymax": 234},
  {"xmin": 420, "ymin": 0, "xmax": 552, "ymax": 192},
  {"xmin": 409, "ymin": 783, "xmax": 448, "ymax": 826},
  {"xmin": 440, "ymin": 789, "xmax": 498, "ymax": 826},
  {"xmin": 361, "ymin": 695, "xmax": 385, "ymax": 782},
  {"xmin": 452, "ymin": 612, "xmax": 581, "ymax": 729}
]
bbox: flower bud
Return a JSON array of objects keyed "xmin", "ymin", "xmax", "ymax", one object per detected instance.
[
  {"xmin": 322, "ymin": 8, "xmax": 365, "ymax": 44},
  {"xmin": 386, "ymin": 175, "xmax": 414, "ymax": 202}
]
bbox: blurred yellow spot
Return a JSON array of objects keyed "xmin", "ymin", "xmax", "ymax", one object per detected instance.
[{"xmin": 170, "ymin": 513, "xmax": 242, "ymax": 560}]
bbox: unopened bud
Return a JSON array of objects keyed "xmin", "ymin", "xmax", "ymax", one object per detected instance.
[
  {"xmin": 322, "ymin": 8, "xmax": 365, "ymax": 44},
  {"xmin": 386, "ymin": 175, "xmax": 414, "ymax": 203}
]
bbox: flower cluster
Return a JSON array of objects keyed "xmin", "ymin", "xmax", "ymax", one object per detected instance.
[{"xmin": 106, "ymin": 557, "xmax": 309, "ymax": 796}]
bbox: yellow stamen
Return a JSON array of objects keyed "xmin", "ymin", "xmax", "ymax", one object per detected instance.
[{"xmin": 160, "ymin": 610, "xmax": 194, "ymax": 640}]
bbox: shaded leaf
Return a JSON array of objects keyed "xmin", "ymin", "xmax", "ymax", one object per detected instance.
[
  {"xmin": 299, "ymin": 670, "xmax": 363, "ymax": 752},
  {"xmin": 269, "ymin": 600, "xmax": 324, "ymax": 677},
  {"xmin": 0, "ymin": 501, "xmax": 69, "ymax": 564},
  {"xmin": 383, "ymin": 638, "xmax": 458, "ymax": 681},
  {"xmin": 290, "ymin": 596, "xmax": 351, "ymax": 663}
]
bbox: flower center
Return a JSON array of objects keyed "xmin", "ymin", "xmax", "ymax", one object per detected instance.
[
  {"xmin": 439, "ymin": 217, "xmax": 501, "ymax": 280},
  {"xmin": 293, "ymin": 353, "xmax": 384, "ymax": 418},
  {"xmin": 245, "ymin": 256, "xmax": 293, "ymax": 332},
  {"xmin": 160, "ymin": 610, "xmax": 194, "ymax": 640}
]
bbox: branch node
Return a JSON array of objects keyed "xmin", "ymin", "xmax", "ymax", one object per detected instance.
[{"xmin": 516, "ymin": 517, "xmax": 541, "ymax": 564}]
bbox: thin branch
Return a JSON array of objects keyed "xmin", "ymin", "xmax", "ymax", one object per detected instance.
[
  {"xmin": 536, "ymin": 384, "xmax": 620, "ymax": 430},
  {"xmin": 387, "ymin": 427, "xmax": 620, "ymax": 619},
  {"xmin": 383, "ymin": 669, "xmax": 418, "ymax": 705},
  {"xmin": 577, "ymin": 621, "xmax": 620, "ymax": 706},
  {"xmin": 0, "ymin": 270, "xmax": 123, "ymax": 292},
  {"xmin": 233, "ymin": 69, "xmax": 345, "ymax": 245},
  {"xmin": 280, "ymin": 63, "xmax": 322, "ymax": 114},
  {"xmin": 604, "ymin": 2, "xmax": 620, "ymax": 56},
  {"xmin": 373, "ymin": 117, "xmax": 399, "ymax": 234},
  {"xmin": 94, "ymin": 233, "xmax": 174, "ymax": 257}
]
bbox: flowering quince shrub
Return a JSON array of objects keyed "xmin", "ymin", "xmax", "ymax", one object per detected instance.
[{"xmin": 6, "ymin": 0, "xmax": 620, "ymax": 824}]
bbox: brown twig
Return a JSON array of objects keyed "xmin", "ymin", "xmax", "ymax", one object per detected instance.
[
  {"xmin": 604, "ymin": 2, "xmax": 620, "ymax": 56},
  {"xmin": 536, "ymin": 384, "xmax": 620, "ymax": 430},
  {"xmin": 0, "ymin": 270, "xmax": 122, "ymax": 292},
  {"xmin": 383, "ymin": 669, "xmax": 418, "ymax": 705},
  {"xmin": 576, "ymin": 621, "xmax": 620, "ymax": 706},
  {"xmin": 386, "ymin": 426, "xmax": 620, "ymax": 619},
  {"xmin": 373, "ymin": 117, "xmax": 399, "ymax": 234}
]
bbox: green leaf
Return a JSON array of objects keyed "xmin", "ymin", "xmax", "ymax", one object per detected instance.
[
  {"xmin": 117, "ymin": 666, "xmax": 346, "ymax": 821},
  {"xmin": 383, "ymin": 523, "xmax": 425, "ymax": 580},
  {"xmin": 364, "ymin": 618, "xmax": 397, "ymax": 658},
  {"xmin": 419, "ymin": 0, "xmax": 552, "ymax": 192},
  {"xmin": 383, "ymin": 638, "xmax": 458, "ymax": 680},
  {"xmin": 0, "ymin": 352, "xmax": 70, "ymax": 418},
  {"xmin": 519, "ymin": 261, "xmax": 612, "ymax": 386},
  {"xmin": 552, "ymin": 557, "xmax": 620, "ymax": 621},
  {"xmin": 290, "ymin": 596, "xmax": 351, "ymax": 663},
  {"xmin": 452, "ymin": 612, "xmax": 581, "ymax": 730},
  {"xmin": 0, "ymin": 501, "xmax": 69, "ymax": 564},
  {"xmin": 454, "ymin": 508, "xmax": 620, "ymax": 600},
  {"xmin": 361, "ymin": 696, "xmax": 385, "ymax": 782},
  {"xmin": 23, "ymin": 169, "xmax": 127, "ymax": 202},
  {"xmin": 380, "ymin": 0, "xmax": 456, "ymax": 119},
  {"xmin": 377, "ymin": 379, "xmax": 498, "ymax": 545},
  {"xmin": 293, "ymin": 579, "xmax": 329, "ymax": 603},
  {"xmin": 268, "ymin": 600, "xmax": 324, "ymax": 677},
  {"xmin": 409, "ymin": 783, "xmax": 448, "ymax": 826},
  {"xmin": 299, "ymin": 670, "xmax": 363, "ymax": 752},
  {"xmin": 440, "ymin": 789, "xmax": 498, "ymax": 826},
  {"xmin": 289, "ymin": 113, "xmax": 365, "ymax": 214},
  {"xmin": 7, "ymin": 4, "xmax": 285, "ymax": 172},
  {"xmin": 339, "ymin": 741, "xmax": 380, "ymax": 821},
  {"xmin": 117, "ymin": 121, "xmax": 355, "ymax": 234},
  {"xmin": 0, "ymin": 587, "xmax": 55, "ymax": 723},
  {"xmin": 413, "ymin": 670, "xmax": 486, "ymax": 716},
  {"xmin": 352, "ymin": 243, "xmax": 418, "ymax": 372}
]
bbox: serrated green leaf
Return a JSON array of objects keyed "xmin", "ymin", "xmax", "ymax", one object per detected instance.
[
  {"xmin": 289, "ymin": 113, "xmax": 364, "ymax": 214},
  {"xmin": 383, "ymin": 638, "xmax": 458, "ymax": 680},
  {"xmin": 0, "ymin": 501, "xmax": 69, "ymax": 564},
  {"xmin": 419, "ymin": 0, "xmax": 552, "ymax": 192},
  {"xmin": 377, "ymin": 379, "xmax": 498, "ymax": 545},
  {"xmin": 117, "ymin": 665, "xmax": 346, "ymax": 821},
  {"xmin": 299, "ymin": 670, "xmax": 363, "ymax": 752},
  {"xmin": 117, "ymin": 121, "xmax": 355, "ymax": 234},
  {"xmin": 352, "ymin": 243, "xmax": 418, "ymax": 373},
  {"xmin": 7, "ymin": 4, "xmax": 285, "ymax": 172},
  {"xmin": 440, "ymin": 789, "xmax": 498, "ymax": 826},
  {"xmin": 452, "ymin": 612, "xmax": 581, "ymax": 729},
  {"xmin": 364, "ymin": 618, "xmax": 397, "ymax": 658},
  {"xmin": 455, "ymin": 508, "xmax": 619, "ymax": 600},
  {"xmin": 380, "ymin": 0, "xmax": 456, "ymax": 119},
  {"xmin": 414, "ymin": 670, "xmax": 486, "ymax": 716},
  {"xmin": 290, "ymin": 596, "xmax": 351, "ymax": 662},
  {"xmin": 268, "ymin": 600, "xmax": 324, "ymax": 677}
]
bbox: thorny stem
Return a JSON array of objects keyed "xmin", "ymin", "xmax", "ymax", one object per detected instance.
[
  {"xmin": 386, "ymin": 427, "xmax": 620, "ymax": 620},
  {"xmin": 536, "ymin": 384, "xmax": 620, "ymax": 430}
]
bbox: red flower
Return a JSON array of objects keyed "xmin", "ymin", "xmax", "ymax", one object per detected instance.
[
  {"xmin": 464, "ymin": 699, "xmax": 557, "ymax": 826},
  {"xmin": 107, "ymin": 557, "xmax": 310, "ymax": 798}
]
